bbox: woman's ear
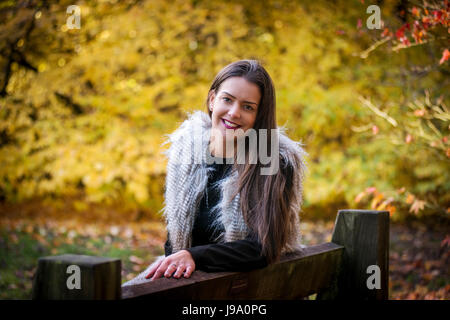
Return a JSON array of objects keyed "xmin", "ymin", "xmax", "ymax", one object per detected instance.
[{"xmin": 208, "ymin": 91, "xmax": 215, "ymax": 111}]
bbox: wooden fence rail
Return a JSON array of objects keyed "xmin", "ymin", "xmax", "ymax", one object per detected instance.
[{"xmin": 32, "ymin": 209, "xmax": 389, "ymax": 300}]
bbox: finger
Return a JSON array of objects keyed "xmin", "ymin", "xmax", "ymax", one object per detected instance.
[
  {"xmin": 151, "ymin": 260, "xmax": 170, "ymax": 281},
  {"xmin": 184, "ymin": 265, "xmax": 194, "ymax": 278},
  {"xmin": 145, "ymin": 259, "xmax": 163, "ymax": 279},
  {"xmin": 145, "ymin": 265, "xmax": 157, "ymax": 279},
  {"xmin": 164, "ymin": 263, "xmax": 178, "ymax": 278},
  {"xmin": 173, "ymin": 265, "xmax": 186, "ymax": 279}
]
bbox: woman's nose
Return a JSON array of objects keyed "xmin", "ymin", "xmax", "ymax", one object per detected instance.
[{"xmin": 227, "ymin": 103, "xmax": 241, "ymax": 119}]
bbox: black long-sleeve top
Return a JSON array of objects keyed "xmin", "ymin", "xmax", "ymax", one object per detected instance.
[{"xmin": 164, "ymin": 162, "xmax": 268, "ymax": 272}]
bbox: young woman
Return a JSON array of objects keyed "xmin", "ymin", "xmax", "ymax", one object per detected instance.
[{"xmin": 123, "ymin": 60, "xmax": 307, "ymax": 286}]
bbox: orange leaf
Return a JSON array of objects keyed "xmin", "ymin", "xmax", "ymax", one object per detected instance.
[
  {"xmin": 406, "ymin": 193, "xmax": 415, "ymax": 204},
  {"xmin": 355, "ymin": 191, "xmax": 366, "ymax": 203},
  {"xmin": 377, "ymin": 197, "xmax": 394, "ymax": 211},
  {"xmin": 371, "ymin": 193, "xmax": 384, "ymax": 209},
  {"xmin": 386, "ymin": 204, "xmax": 396, "ymax": 216},
  {"xmin": 414, "ymin": 109, "xmax": 426, "ymax": 117}
]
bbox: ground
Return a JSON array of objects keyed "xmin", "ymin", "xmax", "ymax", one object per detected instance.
[{"xmin": 0, "ymin": 216, "xmax": 448, "ymax": 299}]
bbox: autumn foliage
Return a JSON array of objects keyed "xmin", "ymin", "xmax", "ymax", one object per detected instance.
[
  {"xmin": 352, "ymin": 0, "xmax": 449, "ymax": 221},
  {"xmin": 0, "ymin": 0, "xmax": 448, "ymax": 301},
  {"xmin": 0, "ymin": 0, "xmax": 448, "ymax": 223}
]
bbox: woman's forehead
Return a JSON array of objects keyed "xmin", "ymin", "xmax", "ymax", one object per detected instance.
[{"xmin": 218, "ymin": 77, "xmax": 261, "ymax": 103}]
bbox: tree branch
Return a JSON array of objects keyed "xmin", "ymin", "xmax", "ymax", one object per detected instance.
[{"xmin": 359, "ymin": 96, "xmax": 399, "ymax": 127}]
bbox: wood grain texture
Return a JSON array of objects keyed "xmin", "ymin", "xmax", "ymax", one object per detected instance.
[
  {"xmin": 32, "ymin": 254, "xmax": 121, "ymax": 300},
  {"xmin": 323, "ymin": 209, "xmax": 390, "ymax": 300},
  {"xmin": 122, "ymin": 242, "xmax": 344, "ymax": 300}
]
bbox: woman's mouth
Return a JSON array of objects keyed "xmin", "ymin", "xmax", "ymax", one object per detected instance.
[{"xmin": 222, "ymin": 118, "xmax": 241, "ymax": 129}]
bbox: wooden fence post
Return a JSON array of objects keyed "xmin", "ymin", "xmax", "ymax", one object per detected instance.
[
  {"xmin": 32, "ymin": 254, "xmax": 121, "ymax": 300},
  {"xmin": 318, "ymin": 209, "xmax": 389, "ymax": 300}
]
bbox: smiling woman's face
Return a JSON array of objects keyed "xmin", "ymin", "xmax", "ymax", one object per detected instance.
[{"xmin": 208, "ymin": 77, "xmax": 261, "ymax": 144}]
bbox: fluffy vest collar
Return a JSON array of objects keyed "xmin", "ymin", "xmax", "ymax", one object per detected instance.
[{"xmin": 163, "ymin": 111, "xmax": 308, "ymax": 254}]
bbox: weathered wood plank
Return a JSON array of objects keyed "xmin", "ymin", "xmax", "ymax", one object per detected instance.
[
  {"xmin": 318, "ymin": 209, "xmax": 389, "ymax": 300},
  {"xmin": 121, "ymin": 242, "xmax": 344, "ymax": 300},
  {"xmin": 32, "ymin": 254, "xmax": 121, "ymax": 300}
]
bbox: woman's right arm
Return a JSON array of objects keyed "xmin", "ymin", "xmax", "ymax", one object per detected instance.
[
  {"xmin": 185, "ymin": 233, "xmax": 268, "ymax": 273},
  {"xmin": 164, "ymin": 232, "xmax": 267, "ymax": 274}
]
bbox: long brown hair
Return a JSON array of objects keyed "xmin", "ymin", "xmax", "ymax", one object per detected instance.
[{"xmin": 206, "ymin": 60, "xmax": 295, "ymax": 264}]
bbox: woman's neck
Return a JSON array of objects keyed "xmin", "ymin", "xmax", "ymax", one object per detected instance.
[{"xmin": 209, "ymin": 135, "xmax": 236, "ymax": 159}]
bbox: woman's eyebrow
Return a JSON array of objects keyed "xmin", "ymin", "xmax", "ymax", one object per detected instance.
[{"xmin": 222, "ymin": 91, "xmax": 258, "ymax": 105}]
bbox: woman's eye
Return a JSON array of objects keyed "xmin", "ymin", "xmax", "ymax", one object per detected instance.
[
  {"xmin": 244, "ymin": 105, "xmax": 254, "ymax": 111},
  {"xmin": 222, "ymin": 97, "xmax": 231, "ymax": 102}
]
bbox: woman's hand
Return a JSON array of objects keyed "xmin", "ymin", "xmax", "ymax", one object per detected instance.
[{"xmin": 145, "ymin": 250, "xmax": 195, "ymax": 281}]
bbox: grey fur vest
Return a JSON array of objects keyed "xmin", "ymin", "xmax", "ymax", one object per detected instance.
[{"xmin": 163, "ymin": 111, "xmax": 308, "ymax": 255}]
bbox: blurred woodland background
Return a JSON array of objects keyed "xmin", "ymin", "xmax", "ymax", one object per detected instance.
[{"xmin": 0, "ymin": 0, "xmax": 448, "ymax": 299}]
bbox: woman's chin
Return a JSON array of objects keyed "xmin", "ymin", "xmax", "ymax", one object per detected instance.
[{"xmin": 211, "ymin": 125, "xmax": 247, "ymax": 143}]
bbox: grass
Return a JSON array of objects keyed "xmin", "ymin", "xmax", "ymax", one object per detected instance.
[{"xmin": 0, "ymin": 218, "xmax": 165, "ymax": 299}]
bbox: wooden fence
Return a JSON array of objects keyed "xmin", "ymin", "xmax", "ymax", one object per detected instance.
[{"xmin": 32, "ymin": 209, "xmax": 389, "ymax": 300}]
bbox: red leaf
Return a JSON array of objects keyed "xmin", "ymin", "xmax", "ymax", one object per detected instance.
[
  {"xmin": 433, "ymin": 10, "xmax": 443, "ymax": 23},
  {"xmin": 421, "ymin": 17, "xmax": 431, "ymax": 30},
  {"xmin": 372, "ymin": 125, "xmax": 379, "ymax": 135},
  {"xmin": 401, "ymin": 37, "xmax": 411, "ymax": 46},
  {"xmin": 441, "ymin": 235, "xmax": 450, "ymax": 249},
  {"xmin": 405, "ymin": 133, "xmax": 413, "ymax": 143},
  {"xmin": 396, "ymin": 28, "xmax": 405, "ymax": 40},
  {"xmin": 439, "ymin": 49, "xmax": 449, "ymax": 65},
  {"xmin": 357, "ymin": 18, "xmax": 362, "ymax": 30},
  {"xmin": 365, "ymin": 187, "xmax": 377, "ymax": 194},
  {"xmin": 413, "ymin": 20, "xmax": 421, "ymax": 30}
]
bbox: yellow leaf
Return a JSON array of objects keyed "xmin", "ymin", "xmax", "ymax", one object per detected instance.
[{"xmin": 406, "ymin": 193, "xmax": 415, "ymax": 204}]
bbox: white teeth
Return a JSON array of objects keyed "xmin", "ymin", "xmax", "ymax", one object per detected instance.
[{"xmin": 223, "ymin": 119, "xmax": 239, "ymax": 128}]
